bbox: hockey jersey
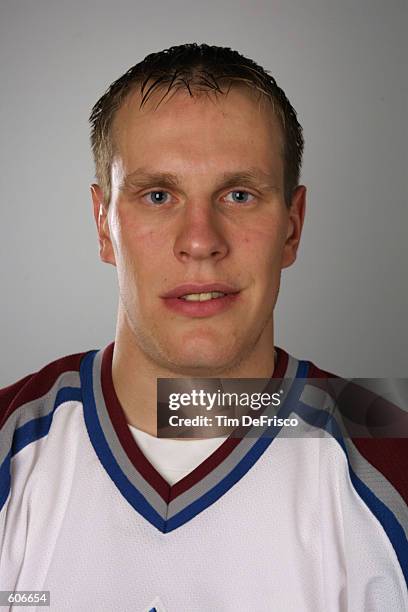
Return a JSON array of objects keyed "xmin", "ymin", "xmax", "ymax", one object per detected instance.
[{"xmin": 0, "ymin": 343, "xmax": 407, "ymax": 611}]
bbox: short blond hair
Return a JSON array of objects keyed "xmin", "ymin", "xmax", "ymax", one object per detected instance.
[{"xmin": 89, "ymin": 43, "xmax": 304, "ymax": 207}]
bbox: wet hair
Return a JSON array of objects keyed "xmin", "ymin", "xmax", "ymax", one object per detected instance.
[{"xmin": 89, "ymin": 43, "xmax": 304, "ymax": 206}]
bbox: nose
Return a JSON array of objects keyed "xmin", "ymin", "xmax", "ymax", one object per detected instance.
[{"xmin": 173, "ymin": 202, "xmax": 229, "ymax": 263}]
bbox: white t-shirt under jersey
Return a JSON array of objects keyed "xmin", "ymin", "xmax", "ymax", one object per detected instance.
[{"xmin": 129, "ymin": 425, "xmax": 227, "ymax": 485}]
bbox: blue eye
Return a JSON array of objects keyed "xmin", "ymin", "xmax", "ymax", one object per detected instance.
[
  {"xmin": 145, "ymin": 191, "xmax": 170, "ymax": 205},
  {"xmin": 225, "ymin": 191, "xmax": 255, "ymax": 204}
]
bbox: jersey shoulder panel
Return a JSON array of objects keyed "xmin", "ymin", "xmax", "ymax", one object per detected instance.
[
  {"xmin": 0, "ymin": 351, "xmax": 90, "ymax": 511},
  {"xmin": 300, "ymin": 354, "xmax": 408, "ymax": 584},
  {"xmin": 301, "ymin": 357, "xmax": 407, "ymax": 503},
  {"xmin": 0, "ymin": 351, "xmax": 86, "ymax": 430}
]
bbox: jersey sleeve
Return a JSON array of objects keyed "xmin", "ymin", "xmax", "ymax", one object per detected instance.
[
  {"xmin": 0, "ymin": 372, "xmax": 35, "ymax": 504},
  {"xmin": 305, "ymin": 362, "xmax": 408, "ymax": 606},
  {"xmin": 0, "ymin": 373, "xmax": 36, "ymax": 588},
  {"xmin": 0, "ymin": 353, "xmax": 85, "ymax": 589}
]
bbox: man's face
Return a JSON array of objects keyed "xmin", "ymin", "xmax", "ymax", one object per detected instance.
[{"xmin": 92, "ymin": 86, "xmax": 305, "ymax": 374}]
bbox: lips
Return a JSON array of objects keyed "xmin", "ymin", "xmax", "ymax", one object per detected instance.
[
  {"xmin": 161, "ymin": 283, "xmax": 240, "ymax": 299},
  {"xmin": 161, "ymin": 282, "xmax": 241, "ymax": 318}
]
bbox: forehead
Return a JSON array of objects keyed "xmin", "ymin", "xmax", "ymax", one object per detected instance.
[{"xmin": 112, "ymin": 84, "xmax": 284, "ymax": 180}]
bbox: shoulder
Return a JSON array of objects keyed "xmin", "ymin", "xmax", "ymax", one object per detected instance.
[
  {"xmin": 0, "ymin": 350, "xmax": 91, "ymax": 512},
  {"xmin": 0, "ymin": 351, "xmax": 89, "ymax": 432},
  {"xmin": 0, "ymin": 350, "xmax": 92, "ymax": 514},
  {"xmin": 299, "ymin": 354, "xmax": 407, "ymax": 499},
  {"xmin": 293, "ymin": 352, "xmax": 407, "ymax": 572}
]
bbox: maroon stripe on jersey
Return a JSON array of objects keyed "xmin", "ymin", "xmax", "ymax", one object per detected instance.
[
  {"xmin": 307, "ymin": 361, "xmax": 408, "ymax": 502},
  {"xmin": 272, "ymin": 347, "xmax": 290, "ymax": 379},
  {"xmin": 352, "ymin": 438, "xmax": 408, "ymax": 503},
  {"xmin": 101, "ymin": 343, "xmax": 171, "ymax": 501},
  {"xmin": 0, "ymin": 353, "xmax": 84, "ymax": 429},
  {"xmin": 0, "ymin": 374, "xmax": 34, "ymax": 428},
  {"xmin": 307, "ymin": 362, "xmax": 338, "ymax": 381},
  {"xmin": 307, "ymin": 363, "xmax": 337, "ymax": 378},
  {"xmin": 169, "ymin": 438, "xmax": 241, "ymax": 500},
  {"xmin": 100, "ymin": 342, "xmax": 289, "ymax": 502},
  {"xmin": 169, "ymin": 347, "xmax": 289, "ymax": 500}
]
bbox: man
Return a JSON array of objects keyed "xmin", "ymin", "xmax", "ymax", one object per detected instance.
[{"xmin": 0, "ymin": 44, "xmax": 406, "ymax": 611}]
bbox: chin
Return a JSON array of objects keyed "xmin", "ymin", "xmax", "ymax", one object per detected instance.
[{"xmin": 162, "ymin": 339, "xmax": 239, "ymax": 375}]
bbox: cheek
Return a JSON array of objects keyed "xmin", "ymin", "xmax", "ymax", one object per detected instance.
[
  {"xmin": 112, "ymin": 210, "xmax": 168, "ymax": 273},
  {"xmin": 237, "ymin": 219, "xmax": 287, "ymax": 269}
]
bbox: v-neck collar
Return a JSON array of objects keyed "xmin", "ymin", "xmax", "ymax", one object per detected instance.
[{"xmin": 80, "ymin": 343, "xmax": 308, "ymax": 533}]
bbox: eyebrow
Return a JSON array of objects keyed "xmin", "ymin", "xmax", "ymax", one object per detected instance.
[{"xmin": 120, "ymin": 167, "xmax": 280, "ymax": 193}]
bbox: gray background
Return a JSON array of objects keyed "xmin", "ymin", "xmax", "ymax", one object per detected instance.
[{"xmin": 0, "ymin": 0, "xmax": 407, "ymax": 385}]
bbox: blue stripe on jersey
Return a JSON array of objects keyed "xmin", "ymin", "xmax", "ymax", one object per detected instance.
[
  {"xmin": 0, "ymin": 450, "xmax": 11, "ymax": 510},
  {"xmin": 295, "ymin": 401, "xmax": 408, "ymax": 586},
  {"xmin": 166, "ymin": 361, "xmax": 310, "ymax": 532},
  {"xmin": 0, "ymin": 386, "xmax": 82, "ymax": 511},
  {"xmin": 80, "ymin": 351, "xmax": 166, "ymax": 532},
  {"xmin": 165, "ymin": 435, "xmax": 272, "ymax": 532},
  {"xmin": 349, "ymin": 468, "xmax": 408, "ymax": 586},
  {"xmin": 11, "ymin": 387, "xmax": 82, "ymax": 456},
  {"xmin": 81, "ymin": 348, "xmax": 309, "ymax": 534},
  {"xmin": 294, "ymin": 360, "xmax": 310, "ymax": 379}
]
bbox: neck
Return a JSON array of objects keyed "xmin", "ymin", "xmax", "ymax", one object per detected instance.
[{"xmin": 111, "ymin": 311, "xmax": 276, "ymax": 437}]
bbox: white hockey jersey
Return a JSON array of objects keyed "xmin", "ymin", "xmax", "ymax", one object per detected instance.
[{"xmin": 0, "ymin": 343, "xmax": 407, "ymax": 611}]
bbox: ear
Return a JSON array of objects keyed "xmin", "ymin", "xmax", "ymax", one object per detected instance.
[
  {"xmin": 91, "ymin": 184, "xmax": 116, "ymax": 266},
  {"xmin": 281, "ymin": 185, "xmax": 306, "ymax": 269}
]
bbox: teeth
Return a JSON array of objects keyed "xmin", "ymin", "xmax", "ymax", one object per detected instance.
[{"xmin": 182, "ymin": 291, "xmax": 226, "ymax": 302}]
